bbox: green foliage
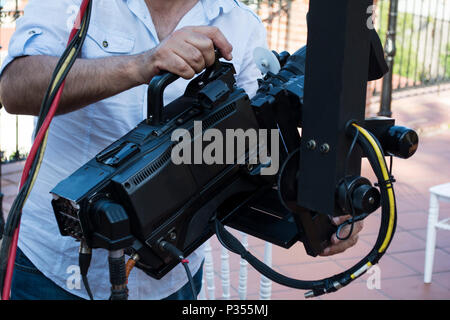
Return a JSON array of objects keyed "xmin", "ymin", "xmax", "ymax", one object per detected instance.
[
  {"xmin": 441, "ymin": 43, "xmax": 450, "ymax": 79},
  {"xmin": 376, "ymin": 1, "xmax": 449, "ymax": 84}
]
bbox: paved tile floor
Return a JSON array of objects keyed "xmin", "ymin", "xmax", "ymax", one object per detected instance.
[{"xmin": 1, "ymin": 89, "xmax": 449, "ymax": 300}]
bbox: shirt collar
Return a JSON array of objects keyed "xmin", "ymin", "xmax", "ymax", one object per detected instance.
[
  {"xmin": 125, "ymin": 0, "xmax": 238, "ymax": 22},
  {"xmin": 200, "ymin": 0, "xmax": 239, "ymax": 22},
  {"xmin": 124, "ymin": 0, "xmax": 238, "ymax": 43}
]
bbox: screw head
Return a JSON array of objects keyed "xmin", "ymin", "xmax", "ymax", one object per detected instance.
[
  {"xmin": 169, "ymin": 232, "xmax": 177, "ymax": 241},
  {"xmin": 306, "ymin": 140, "xmax": 317, "ymax": 150},
  {"xmin": 320, "ymin": 143, "xmax": 330, "ymax": 153}
]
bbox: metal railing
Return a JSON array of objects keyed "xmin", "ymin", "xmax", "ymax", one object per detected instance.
[
  {"xmin": 374, "ymin": 0, "xmax": 450, "ymax": 115},
  {"xmin": 0, "ymin": 0, "xmax": 448, "ymax": 267},
  {"xmin": 199, "ymin": 234, "xmax": 274, "ymax": 300},
  {"xmin": 243, "ymin": 0, "xmax": 294, "ymax": 52},
  {"xmin": 1, "ymin": 0, "xmax": 449, "ymax": 160},
  {"xmin": 0, "ymin": 1, "xmax": 24, "ymax": 226}
]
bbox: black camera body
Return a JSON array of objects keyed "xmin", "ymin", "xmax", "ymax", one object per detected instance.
[
  {"xmin": 51, "ymin": 59, "xmax": 281, "ymax": 278},
  {"xmin": 51, "ymin": 35, "xmax": 419, "ymax": 278},
  {"xmin": 48, "ymin": 0, "xmax": 421, "ymax": 297}
]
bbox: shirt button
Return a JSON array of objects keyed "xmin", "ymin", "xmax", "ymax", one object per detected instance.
[{"xmin": 102, "ymin": 40, "xmax": 109, "ymax": 48}]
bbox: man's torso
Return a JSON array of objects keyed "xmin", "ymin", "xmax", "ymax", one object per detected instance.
[{"xmin": 1, "ymin": 0, "xmax": 266, "ymax": 300}]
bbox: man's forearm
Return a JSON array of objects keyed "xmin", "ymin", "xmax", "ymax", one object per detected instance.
[
  {"xmin": 0, "ymin": 26, "xmax": 234, "ymax": 116},
  {"xmin": 0, "ymin": 54, "xmax": 147, "ymax": 116}
]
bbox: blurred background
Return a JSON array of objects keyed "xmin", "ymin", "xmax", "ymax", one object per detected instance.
[{"xmin": 0, "ymin": 0, "xmax": 449, "ymax": 300}]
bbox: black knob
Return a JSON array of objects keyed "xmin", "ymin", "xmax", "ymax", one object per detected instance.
[
  {"xmin": 383, "ymin": 126, "xmax": 419, "ymax": 159},
  {"xmin": 337, "ymin": 176, "xmax": 381, "ymax": 215},
  {"xmin": 352, "ymin": 184, "xmax": 380, "ymax": 214}
]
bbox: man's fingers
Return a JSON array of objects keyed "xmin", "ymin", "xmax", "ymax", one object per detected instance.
[
  {"xmin": 189, "ymin": 26, "xmax": 233, "ymax": 60},
  {"xmin": 332, "ymin": 215, "xmax": 352, "ymax": 226},
  {"xmin": 332, "ymin": 219, "xmax": 364, "ymax": 244},
  {"xmin": 354, "ymin": 220, "xmax": 364, "ymax": 234},
  {"xmin": 143, "ymin": 26, "xmax": 232, "ymax": 84},
  {"xmin": 163, "ymin": 51, "xmax": 196, "ymax": 79},
  {"xmin": 172, "ymin": 41, "xmax": 206, "ymax": 74},
  {"xmin": 320, "ymin": 235, "xmax": 359, "ymax": 257},
  {"xmin": 185, "ymin": 34, "xmax": 216, "ymax": 67}
]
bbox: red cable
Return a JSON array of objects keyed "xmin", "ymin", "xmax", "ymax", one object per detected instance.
[{"xmin": 2, "ymin": 0, "xmax": 90, "ymax": 300}]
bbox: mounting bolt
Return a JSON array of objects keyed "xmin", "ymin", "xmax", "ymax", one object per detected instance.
[
  {"xmin": 320, "ymin": 143, "xmax": 330, "ymax": 154},
  {"xmin": 169, "ymin": 231, "xmax": 177, "ymax": 241},
  {"xmin": 306, "ymin": 140, "xmax": 317, "ymax": 150}
]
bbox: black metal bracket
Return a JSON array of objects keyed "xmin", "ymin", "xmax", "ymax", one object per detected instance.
[{"xmin": 297, "ymin": 0, "xmax": 374, "ymax": 216}]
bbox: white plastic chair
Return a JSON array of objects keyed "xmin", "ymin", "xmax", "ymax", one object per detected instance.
[{"xmin": 424, "ymin": 182, "xmax": 450, "ymax": 283}]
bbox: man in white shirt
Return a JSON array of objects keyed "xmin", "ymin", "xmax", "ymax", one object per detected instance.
[{"xmin": 0, "ymin": 0, "xmax": 363, "ymax": 300}]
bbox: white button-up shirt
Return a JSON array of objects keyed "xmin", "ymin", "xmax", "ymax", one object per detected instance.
[{"xmin": 1, "ymin": 0, "xmax": 267, "ymax": 300}]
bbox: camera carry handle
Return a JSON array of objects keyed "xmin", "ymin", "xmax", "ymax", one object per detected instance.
[
  {"xmin": 146, "ymin": 72, "xmax": 180, "ymax": 125},
  {"xmin": 147, "ymin": 49, "xmax": 225, "ymax": 126}
]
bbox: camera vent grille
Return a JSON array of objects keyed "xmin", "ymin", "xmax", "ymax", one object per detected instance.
[
  {"xmin": 187, "ymin": 103, "xmax": 236, "ymax": 137},
  {"xmin": 202, "ymin": 103, "xmax": 236, "ymax": 130},
  {"xmin": 130, "ymin": 147, "xmax": 172, "ymax": 186}
]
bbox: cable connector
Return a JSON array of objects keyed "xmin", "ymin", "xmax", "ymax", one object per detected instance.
[
  {"xmin": 304, "ymin": 278, "xmax": 347, "ymax": 298},
  {"xmin": 108, "ymin": 249, "xmax": 128, "ymax": 301},
  {"xmin": 158, "ymin": 240, "xmax": 197, "ymax": 300},
  {"xmin": 125, "ymin": 253, "xmax": 140, "ymax": 282},
  {"xmin": 159, "ymin": 240, "xmax": 184, "ymax": 260},
  {"xmin": 79, "ymin": 239, "xmax": 94, "ymax": 300}
]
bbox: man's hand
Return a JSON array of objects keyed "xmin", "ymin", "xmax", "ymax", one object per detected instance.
[
  {"xmin": 0, "ymin": 26, "xmax": 233, "ymax": 116},
  {"xmin": 319, "ymin": 215, "xmax": 364, "ymax": 256},
  {"xmin": 137, "ymin": 26, "xmax": 233, "ymax": 82}
]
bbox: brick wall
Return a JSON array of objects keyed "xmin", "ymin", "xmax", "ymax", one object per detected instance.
[{"xmin": 258, "ymin": 0, "xmax": 309, "ymax": 53}]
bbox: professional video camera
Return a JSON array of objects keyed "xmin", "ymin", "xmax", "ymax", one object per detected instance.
[{"xmin": 50, "ymin": 1, "xmax": 419, "ymax": 300}]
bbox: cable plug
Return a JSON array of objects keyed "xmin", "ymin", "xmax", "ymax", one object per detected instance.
[
  {"xmin": 78, "ymin": 239, "xmax": 94, "ymax": 300},
  {"xmin": 158, "ymin": 240, "xmax": 197, "ymax": 300},
  {"xmin": 108, "ymin": 250, "xmax": 128, "ymax": 301},
  {"xmin": 159, "ymin": 240, "xmax": 184, "ymax": 261},
  {"xmin": 125, "ymin": 253, "xmax": 140, "ymax": 282}
]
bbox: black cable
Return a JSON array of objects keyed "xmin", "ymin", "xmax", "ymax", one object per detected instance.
[
  {"xmin": 79, "ymin": 240, "xmax": 94, "ymax": 300},
  {"xmin": 182, "ymin": 261, "xmax": 197, "ymax": 300},
  {"xmin": 389, "ymin": 155, "xmax": 393, "ymax": 176},
  {"xmin": 0, "ymin": 2, "xmax": 93, "ymax": 297},
  {"xmin": 336, "ymin": 213, "xmax": 369, "ymax": 239},
  {"xmin": 213, "ymin": 125, "xmax": 397, "ymax": 297},
  {"xmin": 108, "ymin": 253, "xmax": 128, "ymax": 301},
  {"xmin": 159, "ymin": 241, "xmax": 197, "ymax": 300},
  {"xmin": 82, "ymin": 275, "xmax": 94, "ymax": 300},
  {"xmin": 336, "ymin": 128, "xmax": 360, "ymax": 241},
  {"xmin": 35, "ymin": 2, "xmax": 92, "ymax": 133}
]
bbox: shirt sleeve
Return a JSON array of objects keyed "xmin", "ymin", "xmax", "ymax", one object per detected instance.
[
  {"xmin": 0, "ymin": 0, "xmax": 80, "ymax": 76},
  {"xmin": 235, "ymin": 19, "xmax": 268, "ymax": 99}
]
